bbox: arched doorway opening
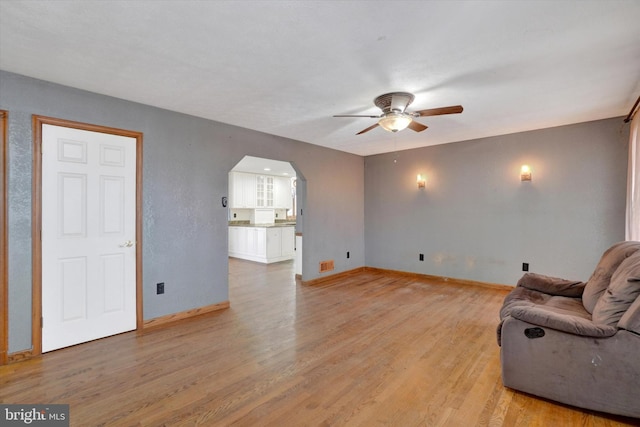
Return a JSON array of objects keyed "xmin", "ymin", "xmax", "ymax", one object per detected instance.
[{"xmin": 227, "ymin": 155, "xmax": 306, "ymax": 281}]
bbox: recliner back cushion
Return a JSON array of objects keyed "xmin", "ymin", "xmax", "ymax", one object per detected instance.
[
  {"xmin": 592, "ymin": 252, "xmax": 640, "ymax": 326},
  {"xmin": 583, "ymin": 241, "xmax": 640, "ymax": 313},
  {"xmin": 619, "ymin": 291, "xmax": 640, "ymax": 334}
]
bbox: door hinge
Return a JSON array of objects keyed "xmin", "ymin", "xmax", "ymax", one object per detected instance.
[{"xmin": 41, "ymin": 317, "xmax": 43, "ymax": 328}]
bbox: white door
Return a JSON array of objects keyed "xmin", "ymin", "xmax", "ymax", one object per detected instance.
[{"xmin": 41, "ymin": 124, "xmax": 137, "ymax": 352}]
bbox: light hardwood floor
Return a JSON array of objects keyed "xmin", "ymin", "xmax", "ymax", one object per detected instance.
[{"xmin": 1, "ymin": 259, "xmax": 637, "ymax": 426}]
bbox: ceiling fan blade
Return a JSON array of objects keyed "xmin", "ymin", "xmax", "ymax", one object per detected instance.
[
  {"xmin": 407, "ymin": 121, "xmax": 428, "ymax": 132},
  {"xmin": 333, "ymin": 114, "xmax": 380, "ymax": 118},
  {"xmin": 415, "ymin": 105, "xmax": 464, "ymax": 117},
  {"xmin": 356, "ymin": 123, "xmax": 380, "ymax": 135}
]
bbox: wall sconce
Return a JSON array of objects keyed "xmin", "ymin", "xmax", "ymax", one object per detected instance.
[
  {"xmin": 520, "ymin": 165, "xmax": 532, "ymax": 182},
  {"xmin": 417, "ymin": 174, "xmax": 426, "ymax": 189}
]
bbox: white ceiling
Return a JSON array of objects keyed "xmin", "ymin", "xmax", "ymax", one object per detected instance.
[
  {"xmin": 1, "ymin": 1, "xmax": 639, "ymax": 156},
  {"xmin": 232, "ymin": 156, "xmax": 296, "ymax": 177}
]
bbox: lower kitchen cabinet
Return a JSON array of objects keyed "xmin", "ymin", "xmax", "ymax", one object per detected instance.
[{"xmin": 229, "ymin": 226, "xmax": 295, "ymax": 263}]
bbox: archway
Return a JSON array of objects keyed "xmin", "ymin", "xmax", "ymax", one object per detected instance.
[{"xmin": 227, "ymin": 156, "xmax": 306, "ymax": 280}]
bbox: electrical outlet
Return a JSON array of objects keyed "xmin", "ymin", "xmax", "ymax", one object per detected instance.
[
  {"xmin": 522, "ymin": 263, "xmax": 529, "ymax": 272},
  {"xmin": 157, "ymin": 282, "xmax": 165, "ymax": 295},
  {"xmin": 419, "ymin": 253, "xmax": 424, "ymax": 261},
  {"xmin": 233, "ymin": 213, "xmax": 236, "ymax": 218}
]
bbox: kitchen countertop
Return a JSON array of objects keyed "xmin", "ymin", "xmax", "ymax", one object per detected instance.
[{"xmin": 229, "ymin": 222, "xmax": 296, "ymax": 228}]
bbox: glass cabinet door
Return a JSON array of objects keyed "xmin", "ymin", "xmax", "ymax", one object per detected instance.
[{"xmin": 256, "ymin": 175, "xmax": 265, "ymax": 207}]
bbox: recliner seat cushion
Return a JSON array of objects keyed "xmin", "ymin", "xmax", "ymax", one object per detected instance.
[
  {"xmin": 592, "ymin": 252, "xmax": 640, "ymax": 326},
  {"xmin": 582, "ymin": 241, "xmax": 640, "ymax": 313}
]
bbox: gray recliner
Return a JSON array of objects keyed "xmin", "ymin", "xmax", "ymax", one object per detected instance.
[{"xmin": 497, "ymin": 241, "xmax": 640, "ymax": 418}]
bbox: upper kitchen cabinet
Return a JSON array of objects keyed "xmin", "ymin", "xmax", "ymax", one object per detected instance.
[
  {"xmin": 274, "ymin": 176, "xmax": 293, "ymax": 210},
  {"xmin": 230, "ymin": 172, "xmax": 293, "ymax": 210},
  {"xmin": 229, "ymin": 172, "xmax": 257, "ymax": 208},
  {"xmin": 256, "ymin": 175, "xmax": 274, "ymax": 208}
]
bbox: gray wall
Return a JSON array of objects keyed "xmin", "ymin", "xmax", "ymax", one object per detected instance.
[
  {"xmin": 364, "ymin": 118, "xmax": 629, "ymax": 285},
  {"xmin": 1, "ymin": 70, "xmax": 365, "ymax": 353},
  {"xmin": 2, "ymin": 68, "xmax": 629, "ymax": 355}
]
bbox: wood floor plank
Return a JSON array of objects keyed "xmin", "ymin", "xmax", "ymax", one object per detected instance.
[{"xmin": 1, "ymin": 258, "xmax": 638, "ymax": 426}]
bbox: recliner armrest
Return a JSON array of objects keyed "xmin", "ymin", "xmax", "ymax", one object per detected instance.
[
  {"xmin": 517, "ymin": 272, "xmax": 585, "ymax": 297},
  {"xmin": 510, "ymin": 306, "xmax": 617, "ymax": 338}
]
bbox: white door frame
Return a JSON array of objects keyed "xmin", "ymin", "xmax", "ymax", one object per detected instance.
[
  {"xmin": 32, "ymin": 115, "xmax": 143, "ymax": 356},
  {"xmin": 1, "ymin": 110, "xmax": 7, "ymax": 365}
]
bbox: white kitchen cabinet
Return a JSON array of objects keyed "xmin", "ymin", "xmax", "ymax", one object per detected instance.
[
  {"xmin": 229, "ymin": 226, "xmax": 249, "ymax": 255},
  {"xmin": 228, "ymin": 226, "xmax": 239, "ymax": 253},
  {"xmin": 274, "ymin": 176, "xmax": 293, "ymax": 210},
  {"xmin": 229, "ymin": 226, "xmax": 295, "ymax": 264},
  {"xmin": 230, "ymin": 172, "xmax": 292, "ymax": 210},
  {"xmin": 256, "ymin": 175, "xmax": 274, "ymax": 208},
  {"xmin": 256, "ymin": 228, "xmax": 266, "ymax": 257},
  {"xmin": 266, "ymin": 228, "xmax": 281, "ymax": 258},
  {"xmin": 229, "ymin": 172, "xmax": 256, "ymax": 208},
  {"xmin": 246, "ymin": 227, "xmax": 266, "ymax": 257},
  {"xmin": 281, "ymin": 226, "xmax": 295, "ymax": 257}
]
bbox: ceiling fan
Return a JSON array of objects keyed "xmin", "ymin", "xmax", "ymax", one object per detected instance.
[{"xmin": 334, "ymin": 92, "xmax": 463, "ymax": 135}]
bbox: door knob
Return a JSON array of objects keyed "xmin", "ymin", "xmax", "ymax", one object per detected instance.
[{"xmin": 119, "ymin": 240, "xmax": 135, "ymax": 248}]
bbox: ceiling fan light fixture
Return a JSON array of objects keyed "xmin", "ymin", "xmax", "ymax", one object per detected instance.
[
  {"xmin": 378, "ymin": 112, "xmax": 412, "ymax": 133},
  {"xmin": 334, "ymin": 92, "xmax": 462, "ymax": 135}
]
